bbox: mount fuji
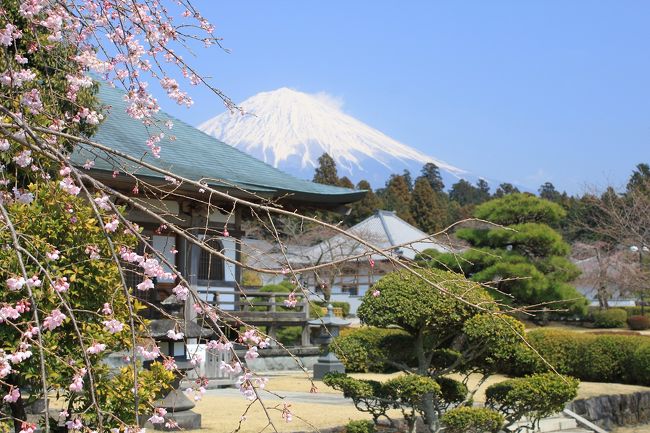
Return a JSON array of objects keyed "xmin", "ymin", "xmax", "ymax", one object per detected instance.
[{"xmin": 198, "ymin": 87, "xmax": 472, "ymax": 188}]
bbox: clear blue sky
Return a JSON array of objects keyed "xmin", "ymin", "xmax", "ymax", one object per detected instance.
[{"xmin": 154, "ymin": 1, "xmax": 649, "ymax": 194}]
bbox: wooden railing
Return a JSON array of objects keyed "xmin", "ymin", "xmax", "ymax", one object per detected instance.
[{"xmin": 196, "ymin": 289, "xmax": 312, "ymax": 345}]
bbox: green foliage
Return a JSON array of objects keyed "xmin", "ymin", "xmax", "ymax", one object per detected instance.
[
  {"xmin": 382, "ymin": 174, "xmax": 415, "ymax": 224},
  {"xmin": 347, "ymin": 180, "xmax": 384, "ymax": 225},
  {"xmin": 631, "ymin": 343, "xmax": 650, "ymax": 384},
  {"xmin": 332, "ymin": 327, "xmax": 415, "ymax": 372},
  {"xmin": 324, "ymin": 373, "xmax": 439, "ymax": 429},
  {"xmin": 503, "ymin": 329, "xmax": 650, "ymax": 385},
  {"xmin": 440, "ymin": 407, "xmax": 504, "ymax": 433},
  {"xmin": 592, "ymin": 308, "xmax": 628, "ymax": 328},
  {"xmin": 322, "ymin": 373, "xmax": 392, "ymax": 421},
  {"xmin": 384, "ymin": 374, "xmax": 440, "ymax": 408},
  {"xmin": 435, "ymin": 377, "xmax": 468, "ymax": 409},
  {"xmin": 462, "ymin": 314, "xmax": 528, "ymax": 372},
  {"xmin": 312, "ymin": 152, "xmax": 340, "ymax": 186},
  {"xmin": 473, "ymin": 193, "xmax": 566, "ymax": 226},
  {"xmin": 485, "ymin": 373, "xmax": 579, "ymax": 430},
  {"xmin": 275, "ymin": 326, "xmax": 302, "ymax": 346},
  {"xmin": 418, "ymin": 162, "xmax": 445, "ymax": 193},
  {"xmin": 96, "ymin": 362, "xmax": 174, "ymax": 425},
  {"xmin": 410, "ymin": 178, "xmax": 448, "ymax": 234},
  {"xmin": 424, "ymin": 193, "xmax": 587, "ymax": 315},
  {"xmin": 357, "ymin": 268, "xmax": 495, "ymax": 335},
  {"xmin": 345, "ymin": 420, "xmax": 375, "ymax": 433},
  {"xmin": 629, "ymin": 315, "xmax": 650, "ymax": 330},
  {"xmin": 309, "ymin": 301, "xmax": 351, "ymax": 318}
]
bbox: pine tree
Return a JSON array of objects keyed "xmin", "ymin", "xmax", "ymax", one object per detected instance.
[
  {"xmin": 476, "ymin": 179, "xmax": 491, "ymax": 203},
  {"xmin": 312, "ymin": 152, "xmax": 340, "ymax": 185},
  {"xmin": 411, "ymin": 178, "xmax": 448, "ymax": 233},
  {"xmin": 419, "ymin": 163, "xmax": 445, "ymax": 193},
  {"xmin": 494, "ymin": 182, "xmax": 520, "ymax": 198},
  {"xmin": 347, "ymin": 180, "xmax": 383, "ymax": 225},
  {"xmin": 384, "ymin": 174, "xmax": 415, "ymax": 223},
  {"xmin": 539, "ymin": 182, "xmax": 561, "ymax": 202}
]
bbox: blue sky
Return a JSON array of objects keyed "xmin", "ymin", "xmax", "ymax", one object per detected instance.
[{"xmin": 154, "ymin": 1, "xmax": 649, "ymax": 194}]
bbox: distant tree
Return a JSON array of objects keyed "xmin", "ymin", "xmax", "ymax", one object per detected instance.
[
  {"xmin": 627, "ymin": 163, "xmax": 650, "ymax": 194},
  {"xmin": 538, "ymin": 182, "xmax": 561, "ymax": 202},
  {"xmin": 338, "ymin": 176, "xmax": 354, "ymax": 189},
  {"xmin": 447, "ymin": 178, "xmax": 491, "ymax": 206},
  {"xmin": 411, "ymin": 178, "xmax": 448, "ymax": 233},
  {"xmin": 494, "ymin": 183, "xmax": 520, "ymax": 198},
  {"xmin": 313, "ymin": 152, "xmax": 340, "ymax": 186},
  {"xmin": 384, "ymin": 174, "xmax": 415, "ymax": 223},
  {"xmin": 347, "ymin": 180, "xmax": 384, "ymax": 225},
  {"xmin": 476, "ymin": 179, "xmax": 491, "ymax": 203},
  {"xmin": 419, "ymin": 163, "xmax": 445, "ymax": 193},
  {"xmin": 449, "ymin": 179, "xmax": 480, "ymax": 206},
  {"xmin": 403, "ymin": 169, "xmax": 414, "ymax": 192}
]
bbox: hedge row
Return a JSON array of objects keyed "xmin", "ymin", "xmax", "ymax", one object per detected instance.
[
  {"xmin": 332, "ymin": 327, "xmax": 415, "ymax": 373},
  {"xmin": 502, "ymin": 329, "xmax": 650, "ymax": 385}
]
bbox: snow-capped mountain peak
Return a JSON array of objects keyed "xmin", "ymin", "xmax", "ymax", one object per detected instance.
[{"xmin": 198, "ymin": 87, "xmax": 467, "ymax": 186}]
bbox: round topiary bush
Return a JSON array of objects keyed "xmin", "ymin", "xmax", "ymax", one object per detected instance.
[
  {"xmin": 440, "ymin": 407, "xmax": 504, "ymax": 433},
  {"xmin": 592, "ymin": 308, "xmax": 628, "ymax": 328},
  {"xmin": 629, "ymin": 315, "xmax": 650, "ymax": 330}
]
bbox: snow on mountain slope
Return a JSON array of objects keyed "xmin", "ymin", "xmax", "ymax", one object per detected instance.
[{"xmin": 198, "ymin": 87, "xmax": 469, "ymax": 186}]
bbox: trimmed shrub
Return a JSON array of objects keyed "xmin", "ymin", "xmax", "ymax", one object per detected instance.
[
  {"xmin": 592, "ymin": 308, "xmax": 628, "ymax": 328},
  {"xmin": 332, "ymin": 327, "xmax": 415, "ymax": 372},
  {"xmin": 629, "ymin": 315, "xmax": 650, "ymax": 330},
  {"xmin": 345, "ymin": 420, "xmax": 375, "ymax": 433},
  {"xmin": 486, "ymin": 373, "xmax": 579, "ymax": 429},
  {"xmin": 631, "ymin": 343, "xmax": 650, "ymax": 384},
  {"xmin": 502, "ymin": 329, "xmax": 650, "ymax": 385},
  {"xmin": 441, "ymin": 407, "xmax": 504, "ymax": 433}
]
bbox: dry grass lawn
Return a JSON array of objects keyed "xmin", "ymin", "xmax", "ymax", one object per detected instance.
[{"xmin": 192, "ymin": 372, "xmax": 650, "ymax": 433}]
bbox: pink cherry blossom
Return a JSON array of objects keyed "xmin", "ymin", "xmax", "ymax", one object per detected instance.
[
  {"xmin": 7, "ymin": 276, "xmax": 25, "ymax": 291},
  {"xmin": 103, "ymin": 319, "xmax": 124, "ymax": 334},
  {"xmin": 3, "ymin": 387, "xmax": 20, "ymax": 403},
  {"xmin": 172, "ymin": 284, "xmax": 189, "ymax": 301},
  {"xmin": 86, "ymin": 342, "xmax": 106, "ymax": 355},
  {"xmin": 43, "ymin": 309, "xmax": 66, "ymax": 331},
  {"xmin": 53, "ymin": 277, "xmax": 69, "ymax": 293},
  {"xmin": 136, "ymin": 278, "xmax": 154, "ymax": 291}
]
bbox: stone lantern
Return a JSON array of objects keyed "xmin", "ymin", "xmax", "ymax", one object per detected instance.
[
  {"xmin": 308, "ymin": 304, "xmax": 350, "ymax": 380},
  {"xmin": 147, "ymin": 296, "xmax": 213, "ymax": 430}
]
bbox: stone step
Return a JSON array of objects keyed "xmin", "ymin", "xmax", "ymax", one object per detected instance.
[
  {"xmin": 512, "ymin": 415, "xmax": 579, "ymax": 432},
  {"xmin": 546, "ymin": 429, "xmax": 595, "ymax": 433}
]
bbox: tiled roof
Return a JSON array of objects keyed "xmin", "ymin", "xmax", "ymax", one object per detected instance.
[{"xmin": 72, "ymin": 82, "xmax": 366, "ymax": 205}]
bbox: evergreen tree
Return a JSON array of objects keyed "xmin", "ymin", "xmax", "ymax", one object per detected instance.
[
  {"xmin": 411, "ymin": 178, "xmax": 448, "ymax": 233},
  {"xmin": 402, "ymin": 169, "xmax": 414, "ymax": 192},
  {"xmin": 539, "ymin": 182, "xmax": 562, "ymax": 202},
  {"xmin": 494, "ymin": 182, "xmax": 520, "ymax": 198},
  {"xmin": 347, "ymin": 180, "xmax": 383, "ymax": 225},
  {"xmin": 338, "ymin": 176, "xmax": 354, "ymax": 189},
  {"xmin": 419, "ymin": 162, "xmax": 445, "ymax": 193},
  {"xmin": 312, "ymin": 152, "xmax": 340, "ymax": 185},
  {"xmin": 418, "ymin": 193, "xmax": 587, "ymax": 315},
  {"xmin": 627, "ymin": 163, "xmax": 650, "ymax": 194},
  {"xmin": 383, "ymin": 174, "xmax": 415, "ymax": 223},
  {"xmin": 449, "ymin": 179, "xmax": 481, "ymax": 206},
  {"xmin": 476, "ymin": 178, "xmax": 491, "ymax": 203}
]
